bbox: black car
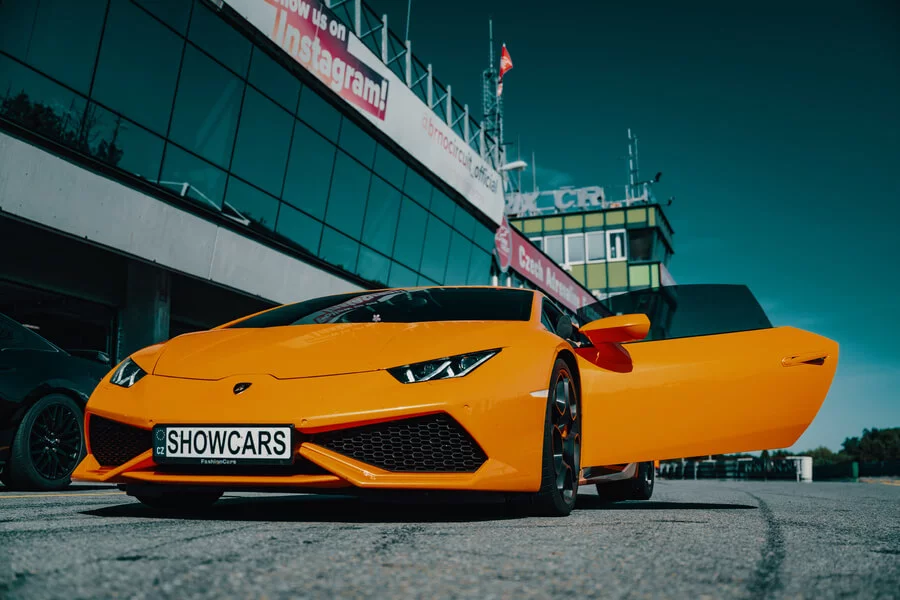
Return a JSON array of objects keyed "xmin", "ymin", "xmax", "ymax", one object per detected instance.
[{"xmin": 0, "ymin": 313, "xmax": 110, "ymax": 490}]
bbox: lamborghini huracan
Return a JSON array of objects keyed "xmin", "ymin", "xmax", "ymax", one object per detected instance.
[{"xmin": 74, "ymin": 285, "xmax": 838, "ymax": 516}]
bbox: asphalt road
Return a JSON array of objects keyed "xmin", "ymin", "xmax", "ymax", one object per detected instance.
[{"xmin": 1, "ymin": 480, "xmax": 898, "ymax": 599}]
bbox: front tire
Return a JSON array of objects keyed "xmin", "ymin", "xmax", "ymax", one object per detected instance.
[
  {"xmin": 6, "ymin": 394, "xmax": 84, "ymax": 491},
  {"xmin": 530, "ymin": 359, "xmax": 581, "ymax": 517}
]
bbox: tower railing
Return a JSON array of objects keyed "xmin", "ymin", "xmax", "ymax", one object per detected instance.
[{"xmin": 324, "ymin": 0, "xmax": 499, "ymax": 170}]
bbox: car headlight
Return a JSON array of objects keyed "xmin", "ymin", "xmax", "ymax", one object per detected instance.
[
  {"xmin": 110, "ymin": 358, "xmax": 147, "ymax": 388},
  {"xmin": 387, "ymin": 349, "xmax": 500, "ymax": 384}
]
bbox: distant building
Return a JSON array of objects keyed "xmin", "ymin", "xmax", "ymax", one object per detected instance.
[{"xmin": 506, "ymin": 188, "xmax": 675, "ymax": 300}]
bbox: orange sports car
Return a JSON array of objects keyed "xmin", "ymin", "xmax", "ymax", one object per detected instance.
[{"xmin": 74, "ymin": 285, "xmax": 837, "ymax": 516}]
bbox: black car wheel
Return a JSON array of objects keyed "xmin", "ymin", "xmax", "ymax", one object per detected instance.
[
  {"xmin": 596, "ymin": 461, "xmax": 655, "ymax": 501},
  {"xmin": 134, "ymin": 491, "xmax": 223, "ymax": 512},
  {"xmin": 7, "ymin": 394, "xmax": 84, "ymax": 491},
  {"xmin": 632, "ymin": 461, "xmax": 655, "ymax": 500},
  {"xmin": 531, "ymin": 359, "xmax": 581, "ymax": 517}
]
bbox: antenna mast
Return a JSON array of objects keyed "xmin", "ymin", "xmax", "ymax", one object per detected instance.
[
  {"xmin": 482, "ymin": 19, "xmax": 503, "ymax": 169},
  {"xmin": 627, "ymin": 128, "xmax": 640, "ymax": 199}
]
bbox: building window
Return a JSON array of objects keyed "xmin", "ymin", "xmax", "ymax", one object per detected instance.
[
  {"xmin": 297, "ymin": 85, "xmax": 340, "ymax": 142},
  {"xmin": 608, "ymin": 229, "xmax": 627, "ymax": 261},
  {"xmin": 586, "ymin": 230, "xmax": 606, "ymax": 262},
  {"xmin": 282, "ymin": 121, "xmax": 336, "ymax": 220},
  {"xmin": 430, "ymin": 189, "xmax": 456, "ymax": 223},
  {"xmin": 324, "ymin": 151, "xmax": 371, "ymax": 239},
  {"xmin": 388, "ymin": 262, "xmax": 418, "ymax": 287},
  {"xmin": 544, "ymin": 235, "xmax": 564, "ymax": 264},
  {"xmin": 452, "ymin": 204, "xmax": 477, "ymax": 239},
  {"xmin": 230, "ymin": 87, "xmax": 293, "ymax": 196},
  {"xmin": 392, "ymin": 200, "xmax": 428, "ymax": 269},
  {"xmin": 361, "ymin": 175, "xmax": 401, "ymax": 256},
  {"xmin": 133, "ymin": 0, "xmax": 192, "ymax": 34},
  {"xmin": 318, "ymin": 226, "xmax": 358, "ymax": 273},
  {"xmin": 529, "ymin": 237, "xmax": 543, "ymax": 251},
  {"xmin": 403, "ymin": 169, "xmax": 432, "ymax": 208},
  {"xmin": 224, "ymin": 176, "xmax": 279, "ymax": 230},
  {"xmin": 91, "ymin": 0, "xmax": 183, "ymax": 135},
  {"xmin": 445, "ymin": 232, "xmax": 472, "ymax": 284},
  {"xmin": 188, "ymin": 0, "xmax": 251, "ymax": 77},
  {"xmin": 159, "ymin": 143, "xmax": 227, "ymax": 208},
  {"xmin": 565, "ymin": 233, "xmax": 585, "ymax": 264},
  {"xmin": 419, "ymin": 214, "xmax": 452, "ymax": 282},
  {"xmin": 338, "ymin": 117, "xmax": 376, "ymax": 168},
  {"xmin": 628, "ymin": 228, "xmax": 654, "ymax": 262},
  {"xmin": 468, "ymin": 248, "xmax": 492, "ymax": 285},
  {"xmin": 275, "ymin": 203, "xmax": 322, "ymax": 255},
  {"xmin": 373, "ymin": 145, "xmax": 406, "ymax": 189},
  {"xmin": 248, "ymin": 47, "xmax": 302, "ymax": 115},
  {"xmin": 356, "ymin": 247, "xmax": 391, "ymax": 285},
  {"xmin": 15, "ymin": 0, "xmax": 107, "ymax": 95},
  {"xmin": 169, "ymin": 45, "xmax": 243, "ymax": 168}
]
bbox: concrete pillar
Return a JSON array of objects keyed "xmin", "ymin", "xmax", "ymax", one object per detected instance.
[{"xmin": 116, "ymin": 261, "xmax": 170, "ymax": 361}]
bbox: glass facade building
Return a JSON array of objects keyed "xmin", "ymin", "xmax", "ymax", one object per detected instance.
[
  {"xmin": 0, "ymin": 0, "xmax": 495, "ymax": 290},
  {"xmin": 509, "ymin": 204, "xmax": 675, "ymax": 298}
]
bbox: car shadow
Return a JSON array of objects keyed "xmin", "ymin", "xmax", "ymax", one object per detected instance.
[
  {"xmin": 82, "ymin": 493, "xmax": 523, "ymax": 523},
  {"xmin": 82, "ymin": 492, "xmax": 757, "ymax": 523},
  {"xmin": 575, "ymin": 495, "xmax": 757, "ymax": 511},
  {"xmin": 0, "ymin": 484, "xmax": 118, "ymax": 493}
]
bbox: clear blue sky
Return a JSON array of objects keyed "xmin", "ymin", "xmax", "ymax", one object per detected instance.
[{"xmin": 368, "ymin": 0, "xmax": 900, "ymax": 451}]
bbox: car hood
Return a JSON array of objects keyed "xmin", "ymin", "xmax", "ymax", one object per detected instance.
[{"xmin": 151, "ymin": 321, "xmax": 529, "ymax": 380}]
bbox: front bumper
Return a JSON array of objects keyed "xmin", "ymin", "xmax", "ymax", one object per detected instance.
[{"xmin": 74, "ymin": 364, "xmax": 548, "ymax": 493}]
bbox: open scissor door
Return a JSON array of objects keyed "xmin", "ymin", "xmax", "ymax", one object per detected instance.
[{"xmin": 577, "ymin": 285, "xmax": 838, "ymax": 466}]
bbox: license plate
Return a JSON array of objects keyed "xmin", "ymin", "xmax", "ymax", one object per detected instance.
[{"xmin": 153, "ymin": 425, "xmax": 293, "ymax": 466}]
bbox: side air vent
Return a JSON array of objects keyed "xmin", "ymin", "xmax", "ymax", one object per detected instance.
[
  {"xmin": 311, "ymin": 413, "xmax": 487, "ymax": 473},
  {"xmin": 89, "ymin": 415, "xmax": 151, "ymax": 467}
]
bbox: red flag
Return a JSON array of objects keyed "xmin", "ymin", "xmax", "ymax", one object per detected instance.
[
  {"xmin": 497, "ymin": 44, "xmax": 513, "ymax": 96},
  {"xmin": 499, "ymin": 44, "xmax": 513, "ymax": 78}
]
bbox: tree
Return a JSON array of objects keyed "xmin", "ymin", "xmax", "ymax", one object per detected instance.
[
  {"xmin": 803, "ymin": 446, "xmax": 853, "ymax": 466},
  {"xmin": 853, "ymin": 428, "xmax": 900, "ymax": 461}
]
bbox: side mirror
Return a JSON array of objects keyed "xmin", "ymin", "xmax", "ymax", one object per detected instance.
[
  {"xmin": 579, "ymin": 314, "xmax": 650, "ymax": 345},
  {"xmin": 68, "ymin": 349, "xmax": 112, "ymax": 366}
]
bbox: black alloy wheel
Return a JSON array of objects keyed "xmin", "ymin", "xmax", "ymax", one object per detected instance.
[
  {"xmin": 632, "ymin": 460, "xmax": 655, "ymax": 500},
  {"xmin": 530, "ymin": 358, "xmax": 581, "ymax": 516},
  {"xmin": 7, "ymin": 394, "xmax": 84, "ymax": 490},
  {"xmin": 596, "ymin": 461, "xmax": 656, "ymax": 501}
]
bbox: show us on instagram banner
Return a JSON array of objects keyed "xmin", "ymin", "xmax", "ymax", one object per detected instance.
[{"xmin": 234, "ymin": 0, "xmax": 389, "ymax": 120}]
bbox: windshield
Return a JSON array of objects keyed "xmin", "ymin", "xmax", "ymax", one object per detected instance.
[
  {"xmin": 577, "ymin": 284, "xmax": 772, "ymax": 342},
  {"xmin": 0, "ymin": 313, "xmax": 58, "ymax": 352},
  {"xmin": 228, "ymin": 288, "xmax": 535, "ymax": 327}
]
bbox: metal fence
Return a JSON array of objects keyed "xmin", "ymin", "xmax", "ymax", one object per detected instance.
[
  {"xmin": 324, "ymin": 0, "xmax": 500, "ymax": 167},
  {"xmin": 661, "ymin": 458, "xmax": 900, "ymax": 482},
  {"xmin": 660, "ymin": 458, "xmax": 807, "ymax": 481}
]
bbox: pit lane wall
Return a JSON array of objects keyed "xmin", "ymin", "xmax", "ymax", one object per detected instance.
[{"xmin": 226, "ymin": 0, "xmax": 505, "ymax": 225}]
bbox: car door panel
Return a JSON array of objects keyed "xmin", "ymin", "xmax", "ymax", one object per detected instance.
[{"xmin": 579, "ymin": 326, "xmax": 838, "ymax": 466}]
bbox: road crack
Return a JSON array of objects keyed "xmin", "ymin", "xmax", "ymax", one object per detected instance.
[{"xmin": 745, "ymin": 493, "xmax": 785, "ymax": 600}]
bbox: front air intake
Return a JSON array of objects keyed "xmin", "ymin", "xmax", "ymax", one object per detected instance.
[
  {"xmin": 311, "ymin": 413, "xmax": 487, "ymax": 473},
  {"xmin": 89, "ymin": 415, "xmax": 152, "ymax": 467}
]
